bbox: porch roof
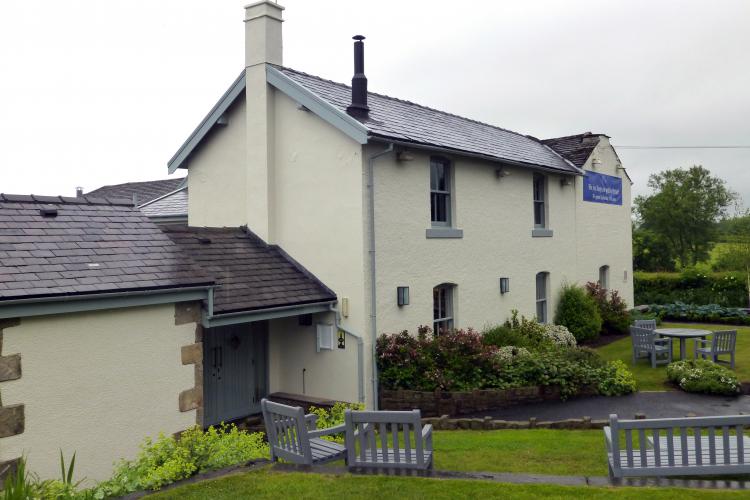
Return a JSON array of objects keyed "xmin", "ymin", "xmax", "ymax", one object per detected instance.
[{"xmin": 160, "ymin": 225, "xmax": 336, "ymax": 315}]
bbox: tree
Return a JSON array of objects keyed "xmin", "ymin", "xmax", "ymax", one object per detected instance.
[
  {"xmin": 634, "ymin": 166, "xmax": 738, "ymax": 267},
  {"xmin": 632, "ymin": 225, "xmax": 676, "ymax": 271}
]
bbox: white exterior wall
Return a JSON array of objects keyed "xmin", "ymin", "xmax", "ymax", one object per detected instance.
[
  {"xmin": 267, "ymin": 312, "xmax": 359, "ymax": 402},
  {"xmin": 575, "ymin": 138, "xmax": 634, "ymax": 305},
  {"xmin": 0, "ymin": 304, "xmax": 196, "ymax": 482},
  {"xmin": 269, "ymin": 91, "xmax": 367, "ymax": 405},
  {"xmin": 187, "ymin": 98, "xmax": 248, "ymax": 227},
  {"xmin": 373, "ymin": 149, "xmax": 579, "ymax": 334}
]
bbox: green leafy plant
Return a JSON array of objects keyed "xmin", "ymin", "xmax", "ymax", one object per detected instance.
[
  {"xmin": 307, "ymin": 402, "xmax": 365, "ymax": 443},
  {"xmin": 586, "ymin": 282, "xmax": 631, "ymax": 335},
  {"xmin": 91, "ymin": 424, "xmax": 268, "ymax": 497},
  {"xmin": 597, "ymin": 360, "xmax": 637, "ymax": 396},
  {"xmin": 554, "ymin": 283, "xmax": 602, "ymax": 343},
  {"xmin": 666, "ymin": 359, "xmax": 741, "ymax": 396},
  {"xmin": 648, "ymin": 302, "xmax": 750, "ymax": 325},
  {"xmin": 635, "ymin": 270, "xmax": 748, "ymax": 307},
  {"xmin": 3, "ymin": 456, "xmax": 38, "ymax": 500}
]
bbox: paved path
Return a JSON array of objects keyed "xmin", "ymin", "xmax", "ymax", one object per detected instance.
[{"xmin": 464, "ymin": 392, "xmax": 750, "ymax": 420}]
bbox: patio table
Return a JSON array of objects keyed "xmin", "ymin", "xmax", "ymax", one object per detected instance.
[{"xmin": 654, "ymin": 328, "xmax": 712, "ymax": 361}]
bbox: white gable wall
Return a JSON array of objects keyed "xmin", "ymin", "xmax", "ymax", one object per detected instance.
[
  {"xmin": 187, "ymin": 97, "xmax": 248, "ymax": 227},
  {"xmin": 575, "ymin": 138, "xmax": 634, "ymax": 305}
]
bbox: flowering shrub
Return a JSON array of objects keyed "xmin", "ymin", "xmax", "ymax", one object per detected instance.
[
  {"xmin": 541, "ymin": 324, "xmax": 577, "ymax": 347},
  {"xmin": 377, "ymin": 325, "xmax": 635, "ymax": 398},
  {"xmin": 495, "ymin": 346, "xmax": 531, "ymax": 363},
  {"xmin": 666, "ymin": 359, "xmax": 741, "ymax": 396},
  {"xmin": 586, "ymin": 282, "xmax": 631, "ymax": 335}
]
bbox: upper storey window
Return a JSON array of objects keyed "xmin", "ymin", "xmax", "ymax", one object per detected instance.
[{"xmin": 430, "ymin": 157, "xmax": 452, "ymax": 226}]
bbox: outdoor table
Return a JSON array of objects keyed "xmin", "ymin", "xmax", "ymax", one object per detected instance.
[{"xmin": 654, "ymin": 328, "xmax": 713, "ymax": 361}]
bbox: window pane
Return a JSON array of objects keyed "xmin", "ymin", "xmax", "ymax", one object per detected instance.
[
  {"xmin": 534, "ymin": 201, "xmax": 544, "ymax": 227},
  {"xmin": 536, "ymin": 300, "xmax": 547, "ymax": 324}
]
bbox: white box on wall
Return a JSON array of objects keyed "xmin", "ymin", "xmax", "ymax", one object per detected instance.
[{"xmin": 316, "ymin": 323, "xmax": 334, "ymax": 352}]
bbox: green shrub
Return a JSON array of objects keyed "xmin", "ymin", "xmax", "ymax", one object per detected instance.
[
  {"xmin": 586, "ymin": 282, "xmax": 631, "ymax": 335},
  {"xmin": 597, "ymin": 360, "xmax": 637, "ymax": 396},
  {"xmin": 648, "ymin": 302, "xmax": 750, "ymax": 325},
  {"xmin": 635, "ymin": 270, "xmax": 747, "ymax": 307},
  {"xmin": 666, "ymin": 359, "xmax": 741, "ymax": 396},
  {"xmin": 308, "ymin": 402, "xmax": 365, "ymax": 443},
  {"xmin": 92, "ymin": 424, "xmax": 268, "ymax": 497},
  {"xmin": 554, "ymin": 284, "xmax": 602, "ymax": 343},
  {"xmin": 482, "ymin": 325, "xmax": 538, "ymax": 349}
]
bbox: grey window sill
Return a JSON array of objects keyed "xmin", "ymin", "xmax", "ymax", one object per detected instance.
[
  {"xmin": 426, "ymin": 228, "xmax": 464, "ymax": 239},
  {"xmin": 531, "ymin": 228, "xmax": 553, "ymax": 238}
]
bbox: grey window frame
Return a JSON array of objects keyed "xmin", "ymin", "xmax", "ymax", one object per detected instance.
[
  {"xmin": 535, "ymin": 272, "xmax": 549, "ymax": 324},
  {"xmin": 599, "ymin": 265, "xmax": 610, "ymax": 290},
  {"xmin": 433, "ymin": 284, "xmax": 454, "ymax": 334},
  {"xmin": 430, "ymin": 157, "xmax": 452, "ymax": 227},
  {"xmin": 533, "ymin": 173, "xmax": 546, "ymax": 228}
]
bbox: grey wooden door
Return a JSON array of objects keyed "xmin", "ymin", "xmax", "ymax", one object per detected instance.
[{"xmin": 203, "ymin": 321, "xmax": 268, "ymax": 426}]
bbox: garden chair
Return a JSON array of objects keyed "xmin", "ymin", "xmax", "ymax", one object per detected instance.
[
  {"xmin": 694, "ymin": 330, "xmax": 737, "ymax": 369},
  {"xmin": 633, "ymin": 319, "xmax": 657, "ymax": 330},
  {"xmin": 261, "ymin": 398, "xmax": 346, "ymax": 465},
  {"xmin": 630, "ymin": 326, "xmax": 672, "ymax": 368},
  {"xmin": 344, "ymin": 409, "xmax": 433, "ymax": 470}
]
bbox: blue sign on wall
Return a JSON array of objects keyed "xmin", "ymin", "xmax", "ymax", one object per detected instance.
[{"xmin": 583, "ymin": 170, "xmax": 622, "ymax": 205}]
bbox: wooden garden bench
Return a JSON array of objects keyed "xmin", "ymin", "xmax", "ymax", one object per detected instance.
[
  {"xmin": 604, "ymin": 413, "xmax": 750, "ymax": 478},
  {"xmin": 261, "ymin": 398, "xmax": 346, "ymax": 465},
  {"xmin": 344, "ymin": 409, "xmax": 433, "ymax": 470}
]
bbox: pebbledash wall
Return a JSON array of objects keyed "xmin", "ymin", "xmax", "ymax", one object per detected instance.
[
  {"xmin": 0, "ymin": 303, "xmax": 201, "ymax": 482},
  {"xmin": 373, "ymin": 140, "xmax": 632, "ymax": 335}
]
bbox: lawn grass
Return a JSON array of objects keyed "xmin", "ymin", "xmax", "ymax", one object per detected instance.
[
  {"xmin": 595, "ymin": 322, "xmax": 750, "ymax": 391},
  {"xmin": 434, "ymin": 429, "xmax": 605, "ymax": 475},
  {"xmin": 147, "ymin": 468, "xmax": 750, "ymax": 499}
]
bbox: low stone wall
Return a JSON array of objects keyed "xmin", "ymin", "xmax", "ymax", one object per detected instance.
[
  {"xmin": 423, "ymin": 415, "xmax": 607, "ymax": 431},
  {"xmin": 380, "ymin": 386, "xmax": 597, "ymax": 417}
]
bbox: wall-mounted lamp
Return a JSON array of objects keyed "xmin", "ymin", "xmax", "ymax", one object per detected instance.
[
  {"xmin": 397, "ymin": 286, "xmax": 410, "ymax": 306},
  {"xmin": 499, "ymin": 277, "xmax": 510, "ymax": 294},
  {"xmin": 560, "ymin": 177, "xmax": 573, "ymax": 187},
  {"xmin": 591, "ymin": 158, "xmax": 602, "ymax": 169},
  {"xmin": 495, "ymin": 168, "xmax": 511, "ymax": 179}
]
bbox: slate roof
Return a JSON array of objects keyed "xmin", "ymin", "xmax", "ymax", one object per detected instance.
[
  {"xmin": 0, "ymin": 194, "xmax": 212, "ymax": 301},
  {"xmin": 276, "ymin": 67, "xmax": 579, "ymax": 174},
  {"xmin": 541, "ymin": 133, "xmax": 603, "ymax": 169},
  {"xmin": 140, "ymin": 187, "xmax": 188, "ymax": 220},
  {"xmin": 161, "ymin": 226, "xmax": 336, "ymax": 314},
  {"xmin": 86, "ymin": 177, "xmax": 186, "ymax": 206}
]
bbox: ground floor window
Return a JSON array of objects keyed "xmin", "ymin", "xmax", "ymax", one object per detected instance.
[
  {"xmin": 599, "ymin": 265, "xmax": 610, "ymax": 290},
  {"xmin": 535, "ymin": 272, "xmax": 549, "ymax": 323},
  {"xmin": 433, "ymin": 284, "xmax": 454, "ymax": 334}
]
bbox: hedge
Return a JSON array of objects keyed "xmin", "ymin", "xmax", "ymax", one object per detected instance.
[{"xmin": 634, "ymin": 270, "xmax": 748, "ymax": 307}]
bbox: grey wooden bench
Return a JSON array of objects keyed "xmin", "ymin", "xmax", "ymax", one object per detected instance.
[
  {"xmin": 261, "ymin": 398, "xmax": 346, "ymax": 465},
  {"xmin": 344, "ymin": 409, "xmax": 433, "ymax": 470},
  {"xmin": 604, "ymin": 413, "xmax": 750, "ymax": 478}
]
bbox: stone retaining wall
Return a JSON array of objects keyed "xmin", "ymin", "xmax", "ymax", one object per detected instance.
[{"xmin": 380, "ymin": 386, "xmax": 597, "ymax": 417}]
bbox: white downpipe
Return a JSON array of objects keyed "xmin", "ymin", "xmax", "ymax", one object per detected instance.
[{"xmin": 367, "ymin": 143, "xmax": 394, "ymax": 410}]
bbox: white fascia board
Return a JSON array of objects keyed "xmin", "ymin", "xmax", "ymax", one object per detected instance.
[
  {"xmin": 266, "ymin": 66, "xmax": 369, "ymax": 145},
  {"xmin": 167, "ymin": 71, "xmax": 247, "ymax": 174}
]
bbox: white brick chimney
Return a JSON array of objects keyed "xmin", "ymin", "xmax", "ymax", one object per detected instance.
[{"xmin": 244, "ymin": 1, "xmax": 284, "ymax": 242}]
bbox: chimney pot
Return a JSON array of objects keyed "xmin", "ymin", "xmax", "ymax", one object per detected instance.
[
  {"xmin": 75, "ymin": 186, "xmax": 83, "ymax": 197},
  {"xmin": 347, "ymin": 35, "xmax": 369, "ymax": 118}
]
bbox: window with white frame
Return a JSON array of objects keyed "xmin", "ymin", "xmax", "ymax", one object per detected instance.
[
  {"xmin": 599, "ymin": 265, "xmax": 610, "ymax": 290},
  {"xmin": 433, "ymin": 284, "xmax": 454, "ymax": 334},
  {"xmin": 430, "ymin": 157, "xmax": 451, "ymax": 226},
  {"xmin": 535, "ymin": 272, "xmax": 549, "ymax": 323}
]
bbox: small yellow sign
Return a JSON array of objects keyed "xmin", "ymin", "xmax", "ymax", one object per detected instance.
[{"xmin": 337, "ymin": 329, "xmax": 346, "ymax": 349}]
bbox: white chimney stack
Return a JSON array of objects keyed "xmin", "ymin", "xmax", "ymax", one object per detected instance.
[
  {"xmin": 244, "ymin": 1, "xmax": 284, "ymax": 68},
  {"xmin": 244, "ymin": 1, "xmax": 284, "ymax": 242}
]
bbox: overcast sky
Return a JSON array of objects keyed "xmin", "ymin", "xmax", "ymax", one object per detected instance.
[{"xmin": 1, "ymin": 0, "xmax": 749, "ymax": 208}]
